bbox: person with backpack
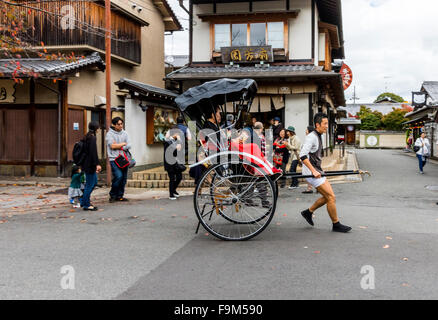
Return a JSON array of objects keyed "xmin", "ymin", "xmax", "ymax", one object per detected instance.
[
  {"xmin": 106, "ymin": 117, "xmax": 132, "ymax": 202},
  {"xmin": 79, "ymin": 121, "xmax": 101, "ymax": 211}
]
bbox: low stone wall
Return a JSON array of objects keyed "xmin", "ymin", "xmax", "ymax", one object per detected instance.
[{"xmin": 359, "ymin": 131, "xmax": 406, "ymax": 149}]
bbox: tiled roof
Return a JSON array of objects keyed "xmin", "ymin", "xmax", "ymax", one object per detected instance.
[
  {"xmin": 0, "ymin": 52, "xmax": 105, "ymax": 78},
  {"xmin": 422, "ymin": 81, "xmax": 438, "ymax": 104},
  {"xmin": 166, "ymin": 64, "xmax": 337, "ymax": 80},
  {"xmin": 115, "ymin": 78, "xmax": 178, "ymax": 100}
]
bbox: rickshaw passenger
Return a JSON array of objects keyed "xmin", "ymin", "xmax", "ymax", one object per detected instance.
[
  {"xmin": 230, "ymin": 129, "xmax": 281, "ymax": 176},
  {"xmin": 200, "ymin": 106, "xmax": 226, "ymax": 153}
]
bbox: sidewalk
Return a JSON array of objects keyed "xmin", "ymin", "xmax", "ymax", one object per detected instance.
[{"xmin": 0, "ymin": 182, "xmax": 192, "ymax": 218}]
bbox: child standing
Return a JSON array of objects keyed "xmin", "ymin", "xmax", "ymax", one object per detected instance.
[{"xmin": 69, "ymin": 165, "xmax": 83, "ymax": 208}]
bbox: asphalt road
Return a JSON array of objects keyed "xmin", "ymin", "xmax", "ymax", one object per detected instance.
[{"xmin": 0, "ymin": 149, "xmax": 437, "ymax": 300}]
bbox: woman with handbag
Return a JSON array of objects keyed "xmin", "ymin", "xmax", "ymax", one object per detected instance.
[
  {"xmin": 164, "ymin": 130, "xmax": 185, "ymax": 200},
  {"xmin": 80, "ymin": 121, "xmax": 102, "ymax": 211},
  {"xmin": 414, "ymin": 131, "xmax": 430, "ymax": 174}
]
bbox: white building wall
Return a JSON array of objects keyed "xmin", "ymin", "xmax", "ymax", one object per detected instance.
[
  {"xmin": 318, "ymin": 33, "xmax": 325, "ymax": 62},
  {"xmin": 124, "ymin": 98, "xmax": 163, "ymax": 166},
  {"xmin": 314, "ymin": 4, "xmax": 319, "ymax": 65},
  {"xmin": 285, "ymin": 94, "xmax": 309, "ymax": 143},
  {"xmin": 192, "ymin": 4, "xmax": 213, "ymax": 62},
  {"xmin": 288, "ymin": 0, "xmax": 312, "ymax": 60}
]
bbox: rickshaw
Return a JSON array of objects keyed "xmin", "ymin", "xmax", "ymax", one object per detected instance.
[{"xmin": 175, "ymin": 78, "xmax": 368, "ymax": 241}]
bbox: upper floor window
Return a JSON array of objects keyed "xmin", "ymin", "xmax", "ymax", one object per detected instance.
[{"xmin": 214, "ymin": 22, "xmax": 285, "ymax": 50}]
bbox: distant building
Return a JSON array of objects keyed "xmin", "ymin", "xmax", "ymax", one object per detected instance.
[
  {"xmin": 339, "ymin": 103, "xmax": 413, "ymax": 118},
  {"xmin": 404, "ymin": 81, "xmax": 438, "ymax": 158}
]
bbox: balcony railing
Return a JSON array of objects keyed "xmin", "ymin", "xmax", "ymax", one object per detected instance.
[{"xmin": 17, "ymin": 0, "xmax": 142, "ymax": 64}]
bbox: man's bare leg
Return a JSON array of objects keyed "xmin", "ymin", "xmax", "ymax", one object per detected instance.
[
  {"xmin": 314, "ymin": 181, "xmax": 338, "ymax": 223},
  {"xmin": 301, "ymin": 180, "xmax": 351, "ymax": 232}
]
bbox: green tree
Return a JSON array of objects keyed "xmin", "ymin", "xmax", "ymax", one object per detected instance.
[
  {"xmin": 374, "ymin": 92, "xmax": 405, "ymax": 103},
  {"xmin": 382, "ymin": 108, "xmax": 408, "ymax": 131},
  {"xmin": 358, "ymin": 106, "xmax": 383, "ymax": 130}
]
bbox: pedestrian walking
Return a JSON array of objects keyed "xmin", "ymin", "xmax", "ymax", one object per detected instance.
[
  {"xmin": 106, "ymin": 117, "xmax": 131, "ymax": 202},
  {"xmin": 299, "ymin": 113, "xmax": 351, "ymax": 233},
  {"xmin": 164, "ymin": 129, "xmax": 185, "ymax": 200},
  {"xmin": 302, "ymin": 126, "xmax": 314, "ymax": 194},
  {"xmin": 68, "ymin": 165, "xmax": 83, "ymax": 208},
  {"xmin": 273, "ymin": 128, "xmax": 290, "ymax": 188},
  {"xmin": 285, "ymin": 126, "xmax": 301, "ymax": 190},
  {"xmin": 406, "ymin": 132, "xmax": 413, "ymax": 151},
  {"xmin": 80, "ymin": 121, "xmax": 101, "ymax": 211},
  {"xmin": 414, "ymin": 131, "xmax": 430, "ymax": 174}
]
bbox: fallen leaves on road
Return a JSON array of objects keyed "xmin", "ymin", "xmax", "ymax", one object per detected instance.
[
  {"xmin": 0, "ymin": 220, "xmax": 7, "ymax": 224},
  {"xmin": 386, "ymin": 236, "xmax": 393, "ymax": 240},
  {"xmin": 313, "ymin": 251, "xmax": 320, "ymax": 254},
  {"xmin": 383, "ymin": 245, "xmax": 390, "ymax": 249},
  {"xmin": 402, "ymin": 283, "xmax": 410, "ymax": 287},
  {"xmin": 402, "ymin": 258, "xmax": 408, "ymax": 261},
  {"xmin": 276, "ymin": 222, "xmax": 282, "ymax": 226},
  {"xmin": 69, "ymin": 209, "xmax": 75, "ymax": 213},
  {"xmin": 359, "ymin": 226, "xmax": 368, "ymax": 229},
  {"xmin": 80, "ymin": 219, "xmax": 87, "ymax": 223},
  {"xmin": 37, "ymin": 195, "xmax": 46, "ymax": 199}
]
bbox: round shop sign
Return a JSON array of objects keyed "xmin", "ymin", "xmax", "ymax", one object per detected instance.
[
  {"xmin": 366, "ymin": 135, "xmax": 378, "ymax": 147},
  {"xmin": 347, "ymin": 125, "xmax": 354, "ymax": 132}
]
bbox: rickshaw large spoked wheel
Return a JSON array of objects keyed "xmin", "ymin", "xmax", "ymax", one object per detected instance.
[{"xmin": 194, "ymin": 161, "xmax": 276, "ymax": 241}]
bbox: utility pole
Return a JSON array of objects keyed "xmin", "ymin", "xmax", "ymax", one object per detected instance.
[
  {"xmin": 105, "ymin": 0, "xmax": 111, "ymax": 186},
  {"xmin": 350, "ymin": 86, "xmax": 360, "ymax": 104}
]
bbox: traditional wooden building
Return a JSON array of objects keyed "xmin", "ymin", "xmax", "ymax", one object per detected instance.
[
  {"xmin": 0, "ymin": 0, "xmax": 181, "ymax": 176},
  {"xmin": 404, "ymin": 81, "xmax": 438, "ymax": 158},
  {"xmin": 166, "ymin": 0, "xmax": 346, "ymax": 149}
]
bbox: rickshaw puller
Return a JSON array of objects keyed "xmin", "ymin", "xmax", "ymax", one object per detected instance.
[{"xmin": 299, "ymin": 113, "xmax": 352, "ymax": 233}]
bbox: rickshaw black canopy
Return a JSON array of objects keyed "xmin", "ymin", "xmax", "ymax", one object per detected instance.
[{"xmin": 175, "ymin": 78, "xmax": 258, "ymax": 112}]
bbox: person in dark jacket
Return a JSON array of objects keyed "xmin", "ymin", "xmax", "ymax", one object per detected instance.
[
  {"xmin": 80, "ymin": 121, "xmax": 101, "ymax": 211},
  {"xmin": 164, "ymin": 129, "xmax": 184, "ymax": 200},
  {"xmin": 272, "ymin": 117, "xmax": 284, "ymax": 140}
]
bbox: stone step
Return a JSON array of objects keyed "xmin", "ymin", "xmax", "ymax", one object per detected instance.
[
  {"xmin": 132, "ymin": 171, "xmax": 191, "ymax": 181},
  {"xmin": 127, "ymin": 179, "xmax": 195, "ymax": 189}
]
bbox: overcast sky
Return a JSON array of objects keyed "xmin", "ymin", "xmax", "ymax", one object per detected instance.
[{"xmin": 165, "ymin": 0, "xmax": 438, "ymax": 104}]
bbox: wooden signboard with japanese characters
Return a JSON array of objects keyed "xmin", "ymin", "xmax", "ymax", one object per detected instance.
[
  {"xmin": 221, "ymin": 46, "xmax": 274, "ymax": 64},
  {"xmin": 0, "ymin": 80, "xmax": 16, "ymax": 103}
]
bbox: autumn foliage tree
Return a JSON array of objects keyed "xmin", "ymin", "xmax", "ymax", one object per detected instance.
[
  {"xmin": 0, "ymin": 0, "xmax": 106, "ymax": 82},
  {"xmin": 382, "ymin": 108, "xmax": 408, "ymax": 131}
]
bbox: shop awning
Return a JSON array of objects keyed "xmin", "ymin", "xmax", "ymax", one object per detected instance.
[
  {"xmin": 0, "ymin": 52, "xmax": 105, "ymax": 79},
  {"xmin": 167, "ymin": 64, "xmax": 333, "ymax": 80},
  {"xmin": 403, "ymin": 106, "xmax": 437, "ymax": 125},
  {"xmin": 167, "ymin": 64, "xmax": 345, "ymax": 107}
]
